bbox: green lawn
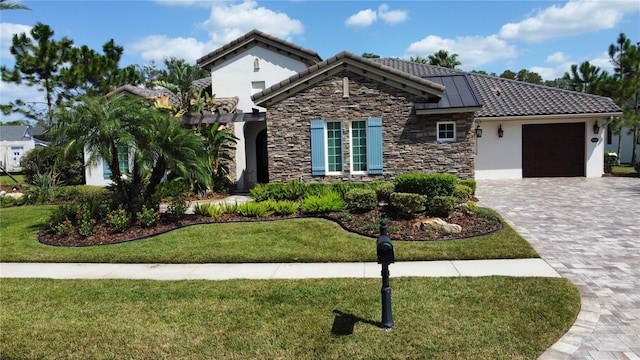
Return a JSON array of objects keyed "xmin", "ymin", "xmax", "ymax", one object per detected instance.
[
  {"xmin": 0, "ymin": 277, "xmax": 579, "ymax": 360},
  {"xmin": 0, "ymin": 174, "xmax": 24, "ymax": 186},
  {"xmin": 0, "ymin": 205, "xmax": 538, "ymax": 263},
  {"xmin": 612, "ymin": 164, "xmax": 638, "ymax": 174}
]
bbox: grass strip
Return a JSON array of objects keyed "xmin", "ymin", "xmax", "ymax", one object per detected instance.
[
  {"xmin": 1, "ymin": 206, "xmax": 538, "ymax": 263},
  {"xmin": 0, "ymin": 277, "xmax": 579, "ymax": 360}
]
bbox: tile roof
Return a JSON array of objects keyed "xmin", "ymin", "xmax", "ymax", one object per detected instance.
[
  {"xmin": 252, "ymin": 51, "xmax": 446, "ymax": 107},
  {"xmin": 0, "ymin": 126, "xmax": 31, "ymax": 142},
  {"xmin": 197, "ymin": 29, "xmax": 322, "ymax": 70},
  {"xmin": 373, "ymin": 58, "xmax": 622, "ymax": 118},
  {"xmin": 107, "ymin": 79, "xmax": 239, "ymax": 114}
]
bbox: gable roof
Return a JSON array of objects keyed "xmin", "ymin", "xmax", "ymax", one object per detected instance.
[
  {"xmin": 373, "ymin": 58, "xmax": 622, "ymax": 119},
  {"xmin": 0, "ymin": 126, "xmax": 32, "ymax": 142},
  {"xmin": 197, "ymin": 29, "xmax": 322, "ymax": 70},
  {"xmin": 252, "ymin": 51, "xmax": 447, "ymax": 108}
]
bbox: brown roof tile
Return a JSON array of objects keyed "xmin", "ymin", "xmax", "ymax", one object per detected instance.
[
  {"xmin": 373, "ymin": 58, "xmax": 621, "ymax": 117},
  {"xmin": 197, "ymin": 29, "xmax": 322, "ymax": 70}
]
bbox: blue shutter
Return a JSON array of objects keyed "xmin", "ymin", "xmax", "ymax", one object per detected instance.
[
  {"xmin": 367, "ymin": 117, "xmax": 383, "ymax": 175},
  {"xmin": 102, "ymin": 158, "xmax": 112, "ymax": 180},
  {"xmin": 310, "ymin": 120, "xmax": 326, "ymax": 176}
]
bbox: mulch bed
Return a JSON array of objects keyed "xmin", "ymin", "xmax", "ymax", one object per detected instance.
[{"xmin": 38, "ymin": 209, "xmax": 502, "ymax": 247}]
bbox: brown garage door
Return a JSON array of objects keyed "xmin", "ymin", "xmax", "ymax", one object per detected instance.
[{"xmin": 522, "ymin": 123, "xmax": 585, "ymax": 177}]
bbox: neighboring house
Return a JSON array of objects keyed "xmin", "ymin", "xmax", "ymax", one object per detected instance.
[
  {"xmin": 605, "ymin": 125, "xmax": 639, "ymax": 164},
  {"xmin": 0, "ymin": 125, "xmax": 47, "ymax": 172},
  {"xmin": 85, "ymin": 80, "xmax": 240, "ymax": 186},
  {"xmin": 251, "ymin": 52, "xmax": 622, "ymax": 181}
]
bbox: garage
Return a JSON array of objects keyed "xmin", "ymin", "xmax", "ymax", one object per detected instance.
[{"xmin": 522, "ymin": 122, "xmax": 585, "ymax": 177}]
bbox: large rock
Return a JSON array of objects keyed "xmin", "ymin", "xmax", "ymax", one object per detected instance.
[
  {"xmin": 1, "ymin": 192, "xmax": 24, "ymax": 199},
  {"xmin": 413, "ymin": 217, "xmax": 462, "ymax": 234}
]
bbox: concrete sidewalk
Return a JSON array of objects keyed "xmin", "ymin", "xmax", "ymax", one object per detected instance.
[{"xmin": 0, "ymin": 258, "xmax": 560, "ymax": 280}]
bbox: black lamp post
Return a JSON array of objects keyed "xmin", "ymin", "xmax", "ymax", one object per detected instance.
[{"xmin": 377, "ymin": 220, "xmax": 395, "ymax": 330}]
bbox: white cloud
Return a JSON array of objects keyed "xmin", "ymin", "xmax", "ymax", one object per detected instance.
[
  {"xmin": 0, "ymin": 82, "xmax": 45, "ymax": 122},
  {"xmin": 499, "ymin": 0, "xmax": 638, "ymax": 43},
  {"xmin": 0, "ymin": 22, "xmax": 32, "ymax": 59},
  {"xmin": 127, "ymin": 1, "xmax": 304, "ymax": 64},
  {"xmin": 345, "ymin": 4, "xmax": 407, "ymax": 27},
  {"xmin": 202, "ymin": 1, "xmax": 304, "ymax": 44},
  {"xmin": 127, "ymin": 35, "xmax": 209, "ymax": 64},
  {"xmin": 345, "ymin": 9, "xmax": 377, "ymax": 27},
  {"xmin": 404, "ymin": 34, "xmax": 518, "ymax": 69},
  {"xmin": 546, "ymin": 51, "xmax": 569, "ymax": 64},
  {"xmin": 590, "ymin": 51, "xmax": 614, "ymax": 74},
  {"xmin": 378, "ymin": 4, "xmax": 408, "ymax": 25}
]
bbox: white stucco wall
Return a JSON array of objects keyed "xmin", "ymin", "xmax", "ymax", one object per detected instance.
[
  {"xmin": 475, "ymin": 117, "xmax": 609, "ymax": 180},
  {"xmin": 84, "ymin": 149, "xmax": 111, "ymax": 186},
  {"xmin": 605, "ymin": 126, "xmax": 639, "ymax": 164},
  {"xmin": 209, "ymin": 46, "xmax": 310, "ymax": 189}
]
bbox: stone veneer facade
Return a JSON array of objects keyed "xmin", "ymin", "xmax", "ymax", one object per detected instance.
[{"xmin": 264, "ymin": 71, "xmax": 477, "ymax": 183}]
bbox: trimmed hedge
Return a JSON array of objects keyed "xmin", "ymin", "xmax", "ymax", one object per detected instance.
[
  {"xmin": 394, "ymin": 173, "xmax": 458, "ymax": 199},
  {"xmin": 344, "ymin": 188, "xmax": 377, "ymax": 212},
  {"xmin": 389, "ymin": 192, "xmax": 427, "ymax": 219}
]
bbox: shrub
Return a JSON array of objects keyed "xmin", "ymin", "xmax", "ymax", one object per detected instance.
[
  {"xmin": 344, "ymin": 188, "xmax": 377, "ymax": 212},
  {"xmin": 52, "ymin": 186, "xmax": 80, "ymax": 201},
  {"xmin": 75, "ymin": 186, "xmax": 110, "ymax": 220},
  {"xmin": 429, "ymin": 196, "xmax": 457, "ymax": 218},
  {"xmin": 14, "ymin": 195, "xmax": 26, "ymax": 206},
  {"xmin": 54, "ymin": 219, "xmax": 74, "ymax": 237},
  {"xmin": 373, "ymin": 181, "xmax": 394, "ymax": 202},
  {"xmin": 249, "ymin": 183, "xmax": 270, "ymax": 202},
  {"xmin": 237, "ymin": 202, "xmax": 269, "ymax": 217},
  {"xmin": 266, "ymin": 182, "xmax": 286, "ymax": 200},
  {"xmin": 0, "ymin": 196, "xmax": 17, "ymax": 208},
  {"xmin": 270, "ymin": 200, "xmax": 299, "ymax": 215},
  {"xmin": 305, "ymin": 183, "xmax": 332, "ymax": 197},
  {"xmin": 49, "ymin": 203, "xmax": 81, "ymax": 229},
  {"xmin": 389, "ymin": 192, "xmax": 427, "ymax": 219},
  {"xmin": 20, "ymin": 145, "xmax": 84, "ymax": 186},
  {"xmin": 452, "ymin": 184, "xmax": 473, "ymax": 202},
  {"xmin": 105, "ymin": 207, "xmax": 131, "ymax": 232},
  {"xmin": 282, "ymin": 181, "xmax": 307, "ymax": 201},
  {"xmin": 136, "ymin": 205, "xmax": 161, "ymax": 228},
  {"xmin": 604, "ymin": 152, "xmax": 618, "ymax": 173},
  {"xmin": 166, "ymin": 196, "xmax": 189, "ymax": 222},
  {"xmin": 394, "ymin": 173, "xmax": 457, "ymax": 198},
  {"xmin": 25, "ymin": 171, "xmax": 59, "ymax": 204},
  {"xmin": 219, "ymin": 201, "xmax": 239, "ymax": 215},
  {"xmin": 458, "ymin": 179, "xmax": 477, "ymax": 195},
  {"xmin": 77, "ymin": 209, "xmax": 97, "ymax": 237},
  {"xmin": 157, "ymin": 178, "xmax": 190, "ymax": 200},
  {"xmin": 300, "ymin": 192, "xmax": 345, "ymax": 214},
  {"xmin": 193, "ymin": 203, "xmax": 223, "ymax": 219},
  {"xmin": 457, "ymin": 200, "xmax": 479, "ymax": 216},
  {"xmin": 330, "ymin": 182, "xmax": 368, "ymax": 198}
]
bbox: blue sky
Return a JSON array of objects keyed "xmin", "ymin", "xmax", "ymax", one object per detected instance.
[{"xmin": 1, "ymin": 0, "xmax": 639, "ymax": 122}]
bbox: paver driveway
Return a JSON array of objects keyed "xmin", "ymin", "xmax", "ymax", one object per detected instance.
[{"xmin": 477, "ymin": 177, "xmax": 640, "ymax": 360}]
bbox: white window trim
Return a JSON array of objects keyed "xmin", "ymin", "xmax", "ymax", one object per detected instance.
[
  {"xmin": 349, "ymin": 119, "xmax": 368, "ymax": 175},
  {"xmin": 325, "ymin": 120, "xmax": 343, "ymax": 175},
  {"xmin": 437, "ymin": 121, "xmax": 457, "ymax": 142}
]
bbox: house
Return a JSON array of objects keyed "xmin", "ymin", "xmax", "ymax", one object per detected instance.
[
  {"xmin": 86, "ymin": 29, "xmax": 623, "ymax": 187},
  {"xmin": 251, "ymin": 52, "xmax": 622, "ymax": 181},
  {"xmin": 0, "ymin": 125, "xmax": 47, "ymax": 172}
]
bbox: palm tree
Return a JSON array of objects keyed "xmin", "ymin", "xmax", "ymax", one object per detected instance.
[
  {"xmin": 201, "ymin": 123, "xmax": 238, "ymax": 192},
  {"xmin": 52, "ymin": 95, "xmax": 209, "ymax": 214},
  {"xmin": 0, "ymin": 0, "xmax": 30, "ymax": 10},
  {"xmin": 428, "ymin": 50, "xmax": 462, "ymax": 69}
]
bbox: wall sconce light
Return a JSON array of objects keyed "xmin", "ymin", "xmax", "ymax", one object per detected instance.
[
  {"xmin": 474, "ymin": 124, "xmax": 483, "ymax": 138},
  {"xmin": 593, "ymin": 121, "xmax": 600, "ymax": 134},
  {"xmin": 498, "ymin": 124, "xmax": 504, "ymax": 138}
]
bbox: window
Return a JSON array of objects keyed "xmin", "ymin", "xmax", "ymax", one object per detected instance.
[
  {"xmin": 351, "ymin": 120, "xmax": 367, "ymax": 173},
  {"xmin": 310, "ymin": 118, "xmax": 383, "ymax": 176},
  {"xmin": 326, "ymin": 121, "xmax": 343, "ymax": 173},
  {"xmin": 251, "ymin": 81, "xmax": 265, "ymax": 94},
  {"xmin": 103, "ymin": 144, "xmax": 130, "ymax": 179},
  {"xmin": 437, "ymin": 121, "xmax": 456, "ymax": 142}
]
